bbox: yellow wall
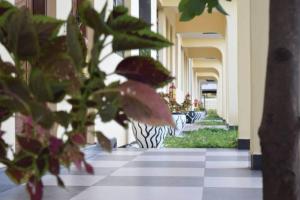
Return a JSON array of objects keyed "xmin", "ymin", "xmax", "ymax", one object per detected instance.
[
  {"xmin": 250, "ymin": 0, "xmax": 269, "ymax": 155},
  {"xmin": 176, "ymin": 12, "xmax": 226, "ymax": 36},
  {"xmin": 237, "ymin": 0, "xmax": 251, "ymax": 140}
]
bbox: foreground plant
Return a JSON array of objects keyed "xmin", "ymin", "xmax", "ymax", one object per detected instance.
[{"xmin": 0, "ymin": 1, "xmax": 174, "ymax": 199}]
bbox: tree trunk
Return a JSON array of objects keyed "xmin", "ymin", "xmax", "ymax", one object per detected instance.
[{"xmin": 259, "ymin": 0, "xmax": 300, "ymax": 199}]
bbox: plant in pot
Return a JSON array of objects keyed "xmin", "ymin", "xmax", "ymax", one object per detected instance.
[
  {"xmin": 182, "ymin": 94, "xmax": 194, "ymax": 123},
  {"xmin": 160, "ymin": 91, "xmax": 186, "ymax": 136},
  {"xmin": 0, "ymin": 1, "xmax": 174, "ymax": 199},
  {"xmin": 193, "ymin": 99, "xmax": 206, "ymax": 122}
]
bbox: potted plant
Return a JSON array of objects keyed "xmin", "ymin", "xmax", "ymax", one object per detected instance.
[
  {"xmin": 161, "ymin": 90, "xmax": 187, "ymax": 136},
  {"xmin": 0, "ymin": 1, "xmax": 174, "ymax": 199},
  {"xmin": 194, "ymin": 100, "xmax": 206, "ymax": 122},
  {"xmin": 182, "ymin": 94, "xmax": 195, "ymax": 123}
]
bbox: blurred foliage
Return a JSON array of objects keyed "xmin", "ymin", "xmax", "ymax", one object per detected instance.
[
  {"xmin": 179, "ymin": 0, "xmax": 231, "ymax": 21},
  {"xmin": 0, "ymin": 1, "xmax": 174, "ymax": 199}
]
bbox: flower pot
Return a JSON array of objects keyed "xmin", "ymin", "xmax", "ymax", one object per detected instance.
[
  {"xmin": 170, "ymin": 113, "xmax": 187, "ymax": 136},
  {"xmin": 186, "ymin": 111, "xmax": 196, "ymax": 124},
  {"xmin": 131, "ymin": 121, "xmax": 168, "ymax": 148},
  {"xmin": 194, "ymin": 111, "xmax": 206, "ymax": 122}
]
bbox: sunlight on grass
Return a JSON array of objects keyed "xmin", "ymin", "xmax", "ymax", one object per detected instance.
[{"xmin": 164, "ymin": 129, "xmax": 238, "ymax": 148}]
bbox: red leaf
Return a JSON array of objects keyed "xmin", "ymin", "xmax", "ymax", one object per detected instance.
[
  {"xmin": 17, "ymin": 136, "xmax": 43, "ymax": 155},
  {"xmin": 84, "ymin": 162, "xmax": 94, "ymax": 174},
  {"xmin": 71, "ymin": 133, "xmax": 86, "ymax": 145},
  {"xmin": 49, "ymin": 137, "xmax": 63, "ymax": 155},
  {"xmin": 49, "ymin": 157, "xmax": 60, "ymax": 175},
  {"xmin": 15, "ymin": 155, "xmax": 34, "ymax": 169},
  {"xmin": 27, "ymin": 176, "xmax": 43, "ymax": 200},
  {"xmin": 119, "ymin": 80, "xmax": 175, "ymax": 127},
  {"xmin": 5, "ymin": 167, "xmax": 26, "ymax": 184},
  {"xmin": 115, "ymin": 56, "xmax": 173, "ymax": 88}
]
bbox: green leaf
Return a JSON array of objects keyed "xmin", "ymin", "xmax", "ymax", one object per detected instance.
[
  {"xmin": 54, "ymin": 111, "xmax": 70, "ymax": 128},
  {"xmin": 56, "ymin": 176, "xmax": 65, "ymax": 188},
  {"xmin": 29, "ymin": 68, "xmax": 53, "ymax": 102},
  {"xmin": 114, "ymin": 109, "xmax": 129, "ymax": 128},
  {"xmin": 0, "ymin": 1, "xmax": 14, "ymax": 16},
  {"xmin": 116, "ymin": 56, "xmax": 173, "ymax": 88},
  {"xmin": 178, "ymin": 0, "xmax": 229, "ymax": 21},
  {"xmin": 78, "ymin": 0, "xmax": 110, "ymax": 35},
  {"xmin": 215, "ymin": 3, "xmax": 229, "ymax": 15},
  {"xmin": 66, "ymin": 15, "xmax": 87, "ymax": 70},
  {"xmin": 119, "ymin": 80, "xmax": 175, "ymax": 127},
  {"xmin": 32, "ymin": 15, "xmax": 64, "ymax": 42},
  {"xmin": 108, "ymin": 6, "xmax": 128, "ymax": 21},
  {"xmin": 179, "ymin": 0, "xmax": 205, "ymax": 21},
  {"xmin": 0, "ymin": 58, "xmax": 17, "ymax": 76},
  {"xmin": 5, "ymin": 8, "xmax": 39, "ymax": 59},
  {"xmin": 112, "ymin": 29, "xmax": 172, "ymax": 51},
  {"xmin": 95, "ymin": 131, "xmax": 112, "ymax": 152},
  {"xmin": 0, "ymin": 76, "xmax": 32, "ymax": 113},
  {"xmin": 94, "ymin": 85, "xmax": 121, "ymax": 123},
  {"xmin": 29, "ymin": 102, "xmax": 55, "ymax": 129},
  {"xmin": 108, "ymin": 15, "xmax": 150, "ymax": 32}
]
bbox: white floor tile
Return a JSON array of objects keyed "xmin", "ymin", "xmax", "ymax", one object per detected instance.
[
  {"xmin": 147, "ymin": 148, "xmax": 206, "ymax": 152},
  {"xmin": 134, "ymin": 155, "xmax": 205, "ymax": 162},
  {"xmin": 97, "ymin": 151, "xmax": 143, "ymax": 156},
  {"xmin": 205, "ymin": 161, "xmax": 250, "ymax": 169},
  {"xmin": 204, "ymin": 177, "xmax": 262, "ymax": 188},
  {"xmin": 42, "ymin": 175, "xmax": 105, "ymax": 186},
  {"xmin": 71, "ymin": 186, "xmax": 203, "ymax": 200},
  {"xmin": 206, "ymin": 151, "xmax": 249, "ymax": 157},
  {"xmin": 111, "ymin": 168, "xmax": 204, "ymax": 177},
  {"xmin": 86, "ymin": 161, "xmax": 129, "ymax": 168}
]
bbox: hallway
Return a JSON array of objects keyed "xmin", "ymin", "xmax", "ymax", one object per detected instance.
[{"xmin": 0, "ymin": 147, "xmax": 262, "ymax": 200}]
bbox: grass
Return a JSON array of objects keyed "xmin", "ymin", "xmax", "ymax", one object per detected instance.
[
  {"xmin": 198, "ymin": 120, "xmax": 225, "ymax": 126},
  {"xmin": 204, "ymin": 109, "xmax": 223, "ymax": 120},
  {"xmin": 164, "ymin": 129, "xmax": 238, "ymax": 148}
]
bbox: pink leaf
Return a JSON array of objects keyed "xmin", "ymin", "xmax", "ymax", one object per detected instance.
[
  {"xmin": 84, "ymin": 162, "xmax": 94, "ymax": 174},
  {"xmin": 26, "ymin": 177, "xmax": 43, "ymax": 200},
  {"xmin": 49, "ymin": 137, "xmax": 63, "ymax": 155},
  {"xmin": 119, "ymin": 80, "xmax": 175, "ymax": 127},
  {"xmin": 71, "ymin": 133, "xmax": 86, "ymax": 145}
]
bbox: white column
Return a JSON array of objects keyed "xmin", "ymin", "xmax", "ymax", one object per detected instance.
[
  {"xmin": 224, "ymin": 0, "xmax": 238, "ymax": 126},
  {"xmin": 237, "ymin": 0, "xmax": 251, "ymax": 142},
  {"xmin": 250, "ymin": 0, "xmax": 269, "ymax": 157},
  {"xmin": 150, "ymin": 0, "xmax": 157, "ymax": 59}
]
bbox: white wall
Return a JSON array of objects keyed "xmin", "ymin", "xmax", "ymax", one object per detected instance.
[{"xmin": 0, "ymin": 0, "xmax": 16, "ymax": 157}]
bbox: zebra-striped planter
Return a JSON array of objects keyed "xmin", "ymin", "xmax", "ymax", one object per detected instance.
[
  {"xmin": 186, "ymin": 111, "xmax": 196, "ymax": 124},
  {"xmin": 131, "ymin": 121, "xmax": 168, "ymax": 148},
  {"xmin": 194, "ymin": 111, "xmax": 206, "ymax": 122},
  {"xmin": 169, "ymin": 113, "xmax": 186, "ymax": 136}
]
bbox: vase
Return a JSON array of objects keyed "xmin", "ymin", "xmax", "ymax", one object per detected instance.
[
  {"xmin": 131, "ymin": 121, "xmax": 168, "ymax": 148},
  {"xmin": 194, "ymin": 111, "xmax": 206, "ymax": 122},
  {"xmin": 186, "ymin": 111, "xmax": 196, "ymax": 124},
  {"xmin": 170, "ymin": 113, "xmax": 187, "ymax": 136}
]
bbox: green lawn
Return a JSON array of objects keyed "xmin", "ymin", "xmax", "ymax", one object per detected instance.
[
  {"xmin": 198, "ymin": 120, "xmax": 225, "ymax": 126},
  {"xmin": 164, "ymin": 129, "xmax": 238, "ymax": 148}
]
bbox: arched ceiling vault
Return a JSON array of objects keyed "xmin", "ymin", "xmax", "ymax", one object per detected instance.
[
  {"xmin": 194, "ymin": 67, "xmax": 220, "ymax": 77},
  {"xmin": 186, "ymin": 47, "xmax": 223, "ymax": 62}
]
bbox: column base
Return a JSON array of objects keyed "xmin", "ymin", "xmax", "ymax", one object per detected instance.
[
  {"xmin": 251, "ymin": 154, "xmax": 262, "ymax": 170},
  {"xmin": 228, "ymin": 125, "xmax": 238, "ymax": 130},
  {"xmin": 237, "ymin": 139, "xmax": 250, "ymax": 150}
]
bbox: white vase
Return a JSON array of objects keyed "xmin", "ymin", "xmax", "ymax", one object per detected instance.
[
  {"xmin": 131, "ymin": 121, "xmax": 168, "ymax": 148},
  {"xmin": 170, "ymin": 113, "xmax": 187, "ymax": 136}
]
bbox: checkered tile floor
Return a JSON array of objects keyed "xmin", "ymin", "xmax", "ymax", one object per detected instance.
[{"xmin": 0, "ymin": 147, "xmax": 262, "ymax": 200}]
